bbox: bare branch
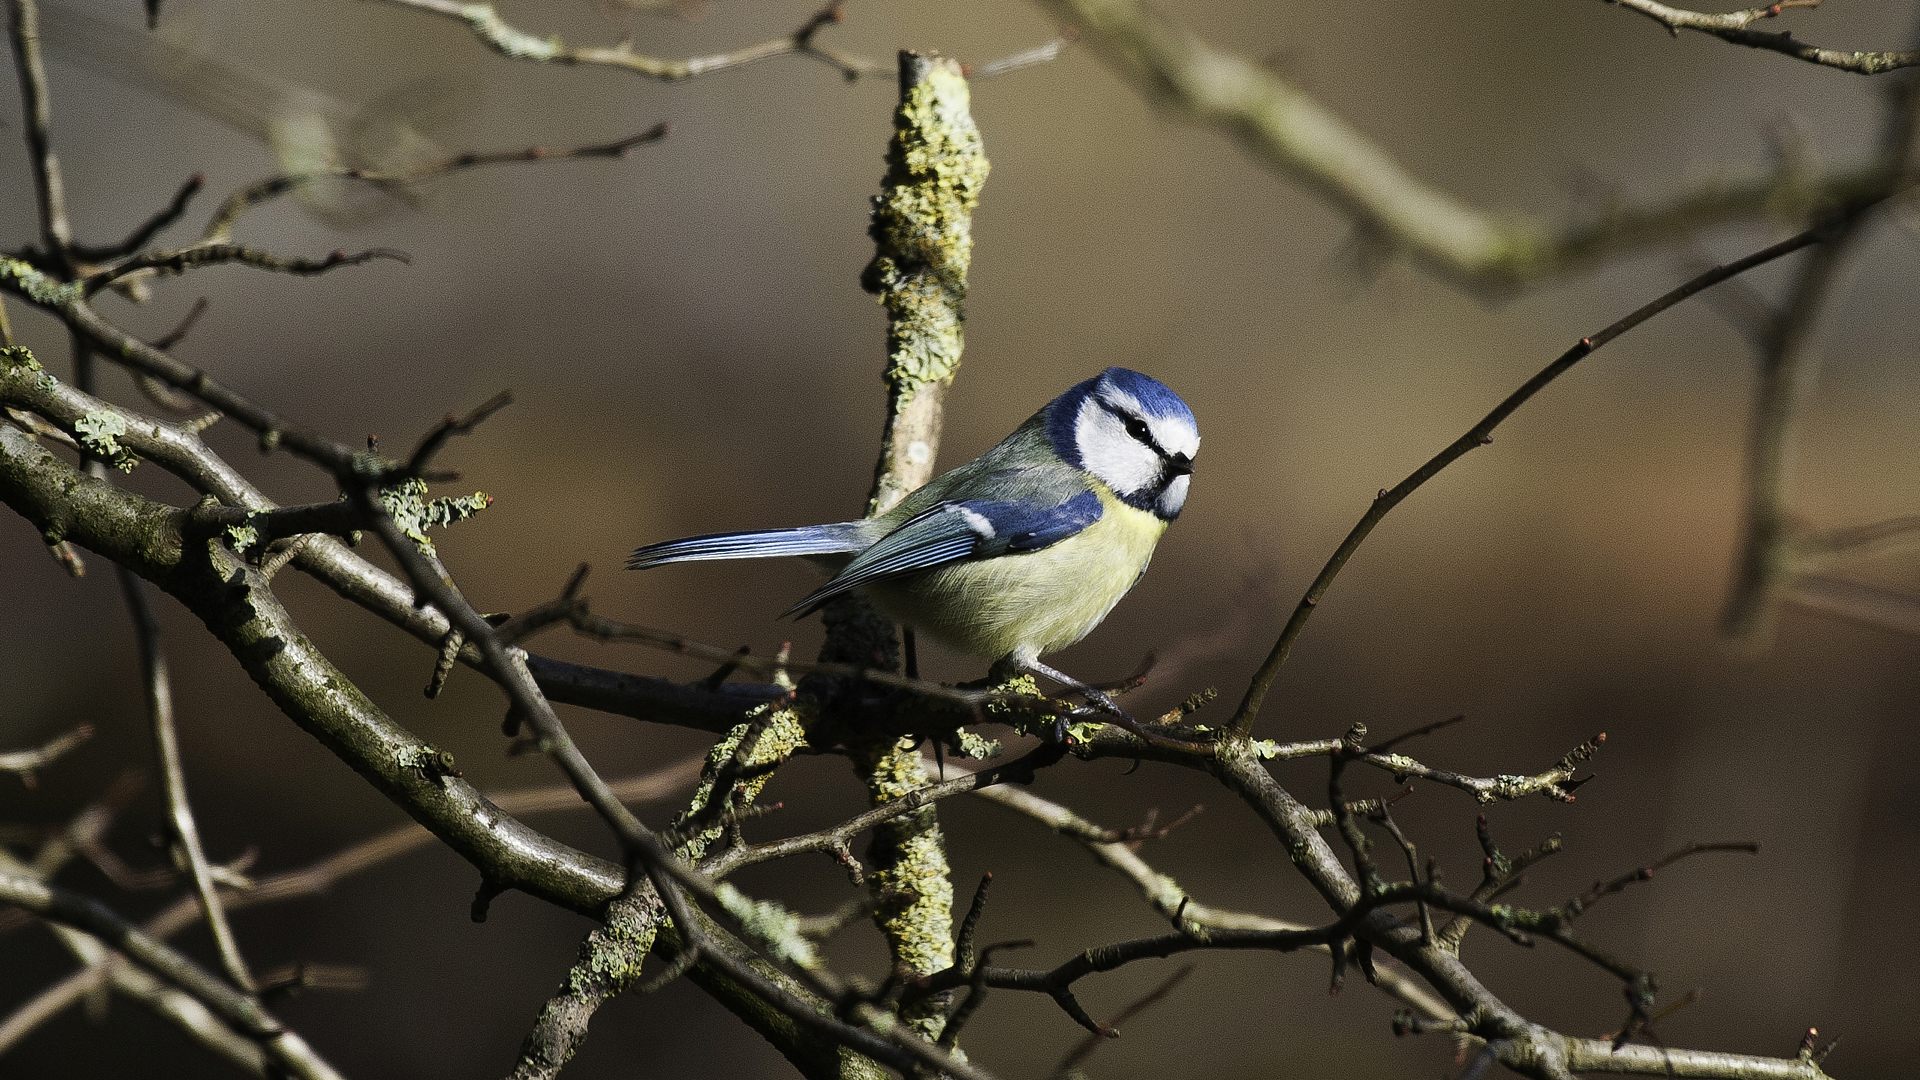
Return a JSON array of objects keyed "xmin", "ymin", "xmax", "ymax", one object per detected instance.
[
  {"xmin": 371, "ymin": 0, "xmax": 880, "ymax": 81},
  {"xmin": 0, "ymin": 869, "xmax": 345, "ymax": 1080},
  {"xmin": 958, "ymin": 762, "xmax": 1461, "ymax": 1026},
  {"xmin": 1607, "ymin": 0, "xmax": 1920, "ymax": 75},
  {"xmin": 71, "ymin": 173, "xmax": 204, "ymax": 264},
  {"xmin": 115, "ymin": 569, "xmax": 256, "ymax": 992},
  {"xmin": 0, "ymin": 724, "xmax": 91, "ymax": 787},
  {"xmin": 83, "ymin": 243, "xmax": 410, "ymax": 294},
  {"xmin": 8, "ymin": 0, "xmax": 73, "ymax": 264}
]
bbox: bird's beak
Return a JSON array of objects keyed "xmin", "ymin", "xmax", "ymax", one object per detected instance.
[{"xmin": 1166, "ymin": 453, "xmax": 1194, "ymax": 476}]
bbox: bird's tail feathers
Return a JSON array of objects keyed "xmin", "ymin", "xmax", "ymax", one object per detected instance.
[{"xmin": 627, "ymin": 522, "xmax": 868, "ymax": 570}]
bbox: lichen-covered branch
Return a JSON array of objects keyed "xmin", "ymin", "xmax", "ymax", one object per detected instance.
[
  {"xmin": 859, "ymin": 51, "xmax": 989, "ymax": 516},
  {"xmin": 1606, "ymin": 0, "xmax": 1920, "ymax": 75},
  {"xmin": 820, "ymin": 50, "xmax": 994, "ymax": 1044}
]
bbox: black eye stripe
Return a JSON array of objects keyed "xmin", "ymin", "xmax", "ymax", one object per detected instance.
[{"xmin": 1097, "ymin": 399, "xmax": 1171, "ymax": 458}]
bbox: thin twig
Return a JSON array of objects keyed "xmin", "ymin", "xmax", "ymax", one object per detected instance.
[
  {"xmin": 1233, "ymin": 223, "xmax": 1865, "ymax": 734},
  {"xmin": 71, "ymin": 173, "xmax": 205, "ymax": 264},
  {"xmin": 83, "ymin": 243, "xmax": 409, "ymax": 294},
  {"xmin": 372, "ymin": 0, "xmax": 880, "ymax": 81},
  {"xmin": 116, "ymin": 568, "xmax": 256, "ymax": 993},
  {"xmin": 1049, "ymin": 963, "xmax": 1194, "ymax": 1077}
]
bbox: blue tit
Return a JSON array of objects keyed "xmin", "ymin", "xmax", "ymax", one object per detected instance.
[{"xmin": 627, "ymin": 367, "xmax": 1197, "ymax": 730}]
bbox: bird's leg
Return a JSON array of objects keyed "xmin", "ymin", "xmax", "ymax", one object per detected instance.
[
  {"xmin": 1019, "ymin": 658, "xmax": 1211, "ymax": 754},
  {"xmin": 902, "ymin": 626, "xmax": 946, "ymax": 777}
]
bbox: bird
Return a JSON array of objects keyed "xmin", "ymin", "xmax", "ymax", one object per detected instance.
[{"xmin": 627, "ymin": 367, "xmax": 1198, "ymax": 738}]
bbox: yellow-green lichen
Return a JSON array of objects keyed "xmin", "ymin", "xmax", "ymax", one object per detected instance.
[
  {"xmin": 0, "ymin": 258, "xmax": 83, "ymax": 307},
  {"xmin": 376, "ymin": 478, "xmax": 491, "ymax": 556},
  {"xmin": 855, "ymin": 735, "xmax": 955, "ymax": 1038},
  {"xmin": 73, "ymin": 411, "xmax": 139, "ymax": 472},
  {"xmin": 2, "ymin": 344, "xmax": 41, "ymax": 374},
  {"xmin": 226, "ymin": 522, "xmax": 260, "ymax": 555},
  {"xmin": 675, "ymin": 703, "xmax": 808, "ymax": 865},
  {"xmin": 862, "ymin": 60, "xmax": 990, "ymax": 411},
  {"xmin": 952, "ymin": 729, "xmax": 1001, "ymax": 760}
]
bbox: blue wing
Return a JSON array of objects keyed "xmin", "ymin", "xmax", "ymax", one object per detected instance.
[
  {"xmin": 783, "ymin": 490, "xmax": 1103, "ymax": 617},
  {"xmin": 627, "ymin": 522, "xmax": 870, "ymax": 570}
]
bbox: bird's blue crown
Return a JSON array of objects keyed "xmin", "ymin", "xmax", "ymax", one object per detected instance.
[{"xmin": 1044, "ymin": 368, "xmax": 1195, "ymax": 466}]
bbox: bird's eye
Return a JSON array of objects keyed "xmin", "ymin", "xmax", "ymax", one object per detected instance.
[{"xmin": 1122, "ymin": 415, "xmax": 1153, "ymax": 444}]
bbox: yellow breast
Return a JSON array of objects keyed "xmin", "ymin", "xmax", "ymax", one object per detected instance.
[{"xmin": 863, "ymin": 486, "xmax": 1167, "ymax": 661}]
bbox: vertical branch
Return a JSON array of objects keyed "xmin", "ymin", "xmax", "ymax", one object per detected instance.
[
  {"xmin": 859, "ymin": 50, "xmax": 990, "ymax": 517},
  {"xmin": 117, "ymin": 569, "xmax": 256, "ymax": 993},
  {"xmin": 830, "ymin": 49, "xmax": 990, "ymax": 1039},
  {"xmin": 8, "ymin": 0, "xmax": 73, "ymax": 266},
  {"xmin": 851, "ymin": 736, "xmax": 956, "ymax": 1039}
]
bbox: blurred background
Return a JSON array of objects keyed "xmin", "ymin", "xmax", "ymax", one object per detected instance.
[{"xmin": 3, "ymin": 0, "xmax": 1918, "ymax": 1077}]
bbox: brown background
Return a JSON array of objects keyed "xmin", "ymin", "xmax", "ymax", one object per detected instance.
[{"xmin": 3, "ymin": 1, "xmax": 1917, "ymax": 1077}]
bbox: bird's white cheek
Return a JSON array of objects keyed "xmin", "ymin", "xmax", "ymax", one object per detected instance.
[{"xmin": 1157, "ymin": 474, "xmax": 1190, "ymax": 518}]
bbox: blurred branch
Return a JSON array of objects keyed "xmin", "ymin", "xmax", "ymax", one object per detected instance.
[
  {"xmin": 968, "ymin": 28, "xmax": 1077, "ymax": 79},
  {"xmin": 1232, "ymin": 222, "xmax": 1864, "ymax": 734},
  {"xmin": 1721, "ymin": 42, "xmax": 1920, "ymax": 639},
  {"xmin": 0, "ymin": 760, "xmax": 704, "ymax": 1060},
  {"xmin": 0, "ymin": 844, "xmax": 269, "ymax": 1073},
  {"xmin": 0, "ymin": 725, "xmax": 91, "ymax": 788},
  {"xmin": 0, "ymin": 868, "xmax": 344, "ymax": 1080},
  {"xmin": 371, "ymin": 0, "xmax": 881, "ymax": 81},
  {"xmin": 1794, "ymin": 513, "xmax": 1920, "ymax": 564},
  {"xmin": 1784, "ymin": 573, "xmax": 1920, "ymax": 636},
  {"xmin": 1036, "ymin": 0, "xmax": 1905, "ymax": 289},
  {"xmin": 1607, "ymin": 0, "xmax": 1920, "ymax": 75}
]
